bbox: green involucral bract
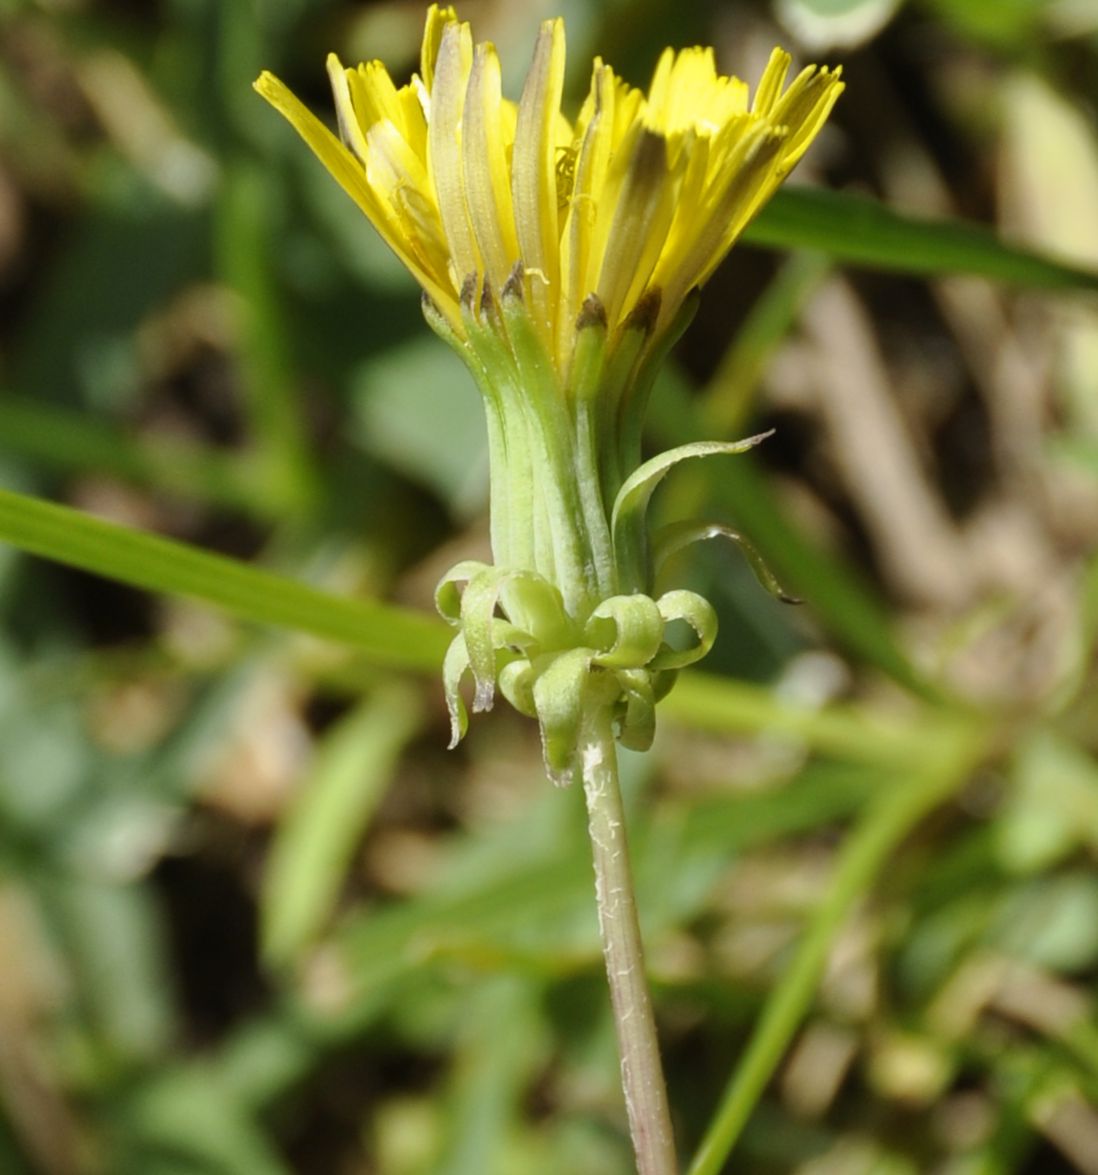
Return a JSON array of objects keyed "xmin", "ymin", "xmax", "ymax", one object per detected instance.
[{"xmin": 428, "ymin": 269, "xmax": 772, "ymax": 786}]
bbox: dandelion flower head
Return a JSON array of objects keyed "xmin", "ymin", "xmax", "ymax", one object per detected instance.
[
  {"xmin": 255, "ymin": 5, "xmax": 843, "ymax": 373},
  {"xmin": 255, "ymin": 9, "xmax": 843, "ymax": 777}
]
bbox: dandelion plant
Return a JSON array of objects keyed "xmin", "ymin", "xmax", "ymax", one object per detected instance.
[{"xmin": 256, "ymin": 9, "xmax": 842, "ymax": 1171}]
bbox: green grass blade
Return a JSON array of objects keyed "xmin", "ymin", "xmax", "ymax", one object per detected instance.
[
  {"xmin": 262, "ymin": 685, "xmax": 424, "ymax": 966},
  {"xmin": 0, "ymin": 487, "xmax": 449, "ymax": 670},
  {"xmin": 663, "ymin": 670, "xmax": 936, "ymax": 763},
  {"xmin": 686, "ymin": 730, "xmax": 987, "ymax": 1175},
  {"xmin": 700, "ymin": 252, "xmax": 832, "ymax": 437},
  {"xmin": 0, "ymin": 396, "xmax": 283, "ymax": 518},
  {"xmin": 216, "ymin": 163, "xmax": 318, "ymax": 512},
  {"xmin": 436, "ymin": 978, "xmax": 544, "ymax": 1175},
  {"xmin": 716, "ymin": 457, "xmax": 929, "ymax": 692},
  {"xmin": 36, "ymin": 877, "xmax": 175, "ymax": 1064},
  {"xmin": 746, "ymin": 187, "xmax": 1098, "ymax": 291},
  {"xmin": 117, "ymin": 1067, "xmax": 291, "ymax": 1175}
]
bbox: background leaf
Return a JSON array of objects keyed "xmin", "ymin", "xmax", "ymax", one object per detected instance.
[{"xmin": 746, "ymin": 187, "xmax": 1098, "ymax": 291}]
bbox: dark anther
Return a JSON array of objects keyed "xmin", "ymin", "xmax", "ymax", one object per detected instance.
[
  {"xmin": 624, "ymin": 287, "xmax": 662, "ymax": 335},
  {"xmin": 479, "ymin": 277, "xmax": 495, "ymax": 317},
  {"xmin": 460, "ymin": 272, "xmax": 478, "ymax": 310},
  {"xmin": 501, "ymin": 261, "xmax": 525, "ymax": 303},
  {"xmin": 576, "ymin": 294, "xmax": 608, "ymax": 331}
]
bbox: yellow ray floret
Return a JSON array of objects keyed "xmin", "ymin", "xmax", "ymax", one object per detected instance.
[{"xmin": 254, "ymin": 4, "xmax": 843, "ymax": 362}]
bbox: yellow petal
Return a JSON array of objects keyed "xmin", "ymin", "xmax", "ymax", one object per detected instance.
[
  {"xmin": 463, "ymin": 42, "xmax": 520, "ymax": 290},
  {"xmin": 395, "ymin": 80, "xmax": 430, "ymax": 163},
  {"xmin": 775, "ymin": 67, "xmax": 845, "ymax": 170},
  {"xmin": 349, "ymin": 60, "xmax": 401, "ymax": 130},
  {"xmin": 655, "ymin": 125, "xmax": 786, "ymax": 313},
  {"xmin": 255, "ymin": 70, "xmax": 459, "ymax": 325},
  {"xmin": 560, "ymin": 61, "xmax": 615, "ymax": 351},
  {"xmin": 595, "ymin": 129, "xmax": 677, "ymax": 327},
  {"xmin": 647, "ymin": 47, "xmax": 721, "ymax": 137},
  {"xmin": 325, "ymin": 55, "xmax": 370, "ymax": 163},
  {"xmin": 645, "ymin": 48, "xmax": 675, "ymax": 119},
  {"xmin": 752, "ymin": 48, "xmax": 792, "ymax": 116},
  {"xmin": 659, "ymin": 127, "xmax": 712, "ymax": 267},
  {"xmin": 256, "ymin": 69, "xmax": 384, "ymax": 229},
  {"xmin": 427, "ymin": 20, "xmax": 480, "ymax": 285},
  {"xmin": 512, "ymin": 18, "xmax": 566, "ymax": 335},
  {"xmin": 582, "ymin": 104, "xmax": 643, "ymax": 315},
  {"xmin": 421, "ymin": 4, "xmax": 458, "ymax": 91}
]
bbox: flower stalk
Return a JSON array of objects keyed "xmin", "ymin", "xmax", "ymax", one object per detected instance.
[
  {"xmin": 580, "ymin": 682, "xmax": 678, "ymax": 1175},
  {"xmin": 255, "ymin": 7, "xmax": 841, "ymax": 1168}
]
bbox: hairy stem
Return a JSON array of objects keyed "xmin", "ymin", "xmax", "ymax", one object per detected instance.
[{"xmin": 579, "ymin": 696, "xmax": 678, "ymax": 1175}]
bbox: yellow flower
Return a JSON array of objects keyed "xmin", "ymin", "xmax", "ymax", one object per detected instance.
[
  {"xmin": 255, "ymin": 8, "xmax": 842, "ymax": 777},
  {"xmin": 254, "ymin": 4, "xmax": 842, "ymax": 372}
]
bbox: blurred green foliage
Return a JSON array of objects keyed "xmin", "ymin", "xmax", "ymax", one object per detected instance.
[{"xmin": 1, "ymin": 1, "xmax": 1098, "ymax": 1173}]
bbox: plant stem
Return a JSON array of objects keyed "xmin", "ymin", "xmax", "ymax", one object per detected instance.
[{"xmin": 579, "ymin": 695, "xmax": 678, "ymax": 1175}]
